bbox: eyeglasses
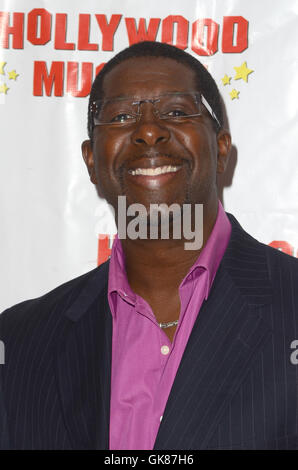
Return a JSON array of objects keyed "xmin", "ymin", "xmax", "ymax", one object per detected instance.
[{"xmin": 90, "ymin": 92, "xmax": 221, "ymax": 129}]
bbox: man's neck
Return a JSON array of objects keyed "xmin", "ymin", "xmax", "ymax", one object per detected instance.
[{"xmin": 119, "ymin": 202, "xmax": 218, "ymax": 298}]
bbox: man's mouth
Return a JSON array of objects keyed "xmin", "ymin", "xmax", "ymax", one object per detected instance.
[
  {"xmin": 125, "ymin": 163, "xmax": 185, "ymax": 190},
  {"xmin": 120, "ymin": 153, "xmax": 190, "ymax": 190},
  {"xmin": 128, "ymin": 165, "xmax": 181, "ymax": 176}
]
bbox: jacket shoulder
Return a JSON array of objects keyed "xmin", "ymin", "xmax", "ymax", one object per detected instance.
[
  {"xmin": 226, "ymin": 211, "xmax": 298, "ymax": 280},
  {"xmin": 0, "ymin": 261, "xmax": 110, "ymax": 332},
  {"xmin": 263, "ymin": 241, "xmax": 298, "ymax": 284}
]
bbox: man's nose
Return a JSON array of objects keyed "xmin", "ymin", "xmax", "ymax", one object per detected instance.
[{"xmin": 131, "ymin": 106, "xmax": 170, "ymax": 146}]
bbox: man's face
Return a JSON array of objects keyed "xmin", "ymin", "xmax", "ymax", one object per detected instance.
[{"xmin": 82, "ymin": 57, "xmax": 231, "ymax": 219}]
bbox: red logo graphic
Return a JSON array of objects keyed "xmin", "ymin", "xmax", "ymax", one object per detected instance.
[{"xmin": 0, "ymin": 10, "xmax": 249, "ymax": 98}]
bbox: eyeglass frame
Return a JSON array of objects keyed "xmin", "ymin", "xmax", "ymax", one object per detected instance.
[{"xmin": 90, "ymin": 92, "xmax": 221, "ymax": 130}]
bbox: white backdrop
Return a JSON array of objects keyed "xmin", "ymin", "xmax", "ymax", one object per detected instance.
[{"xmin": 1, "ymin": 0, "xmax": 298, "ymax": 311}]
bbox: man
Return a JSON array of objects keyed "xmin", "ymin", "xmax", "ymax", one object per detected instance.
[{"xmin": 0, "ymin": 41, "xmax": 298, "ymax": 450}]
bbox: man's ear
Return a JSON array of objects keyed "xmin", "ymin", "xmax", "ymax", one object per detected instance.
[
  {"xmin": 216, "ymin": 130, "xmax": 232, "ymax": 174},
  {"xmin": 81, "ymin": 140, "xmax": 97, "ymax": 185}
]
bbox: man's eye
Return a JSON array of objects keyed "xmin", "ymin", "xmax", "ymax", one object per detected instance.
[
  {"xmin": 111, "ymin": 113, "xmax": 135, "ymax": 123},
  {"xmin": 164, "ymin": 109, "xmax": 188, "ymax": 117}
]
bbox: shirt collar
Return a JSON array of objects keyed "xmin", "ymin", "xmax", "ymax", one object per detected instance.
[{"xmin": 180, "ymin": 200, "xmax": 231, "ymax": 299}]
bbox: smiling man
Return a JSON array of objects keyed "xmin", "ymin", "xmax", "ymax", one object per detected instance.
[
  {"xmin": 1, "ymin": 41, "xmax": 298, "ymax": 450},
  {"xmin": 82, "ymin": 46, "xmax": 231, "ymax": 349}
]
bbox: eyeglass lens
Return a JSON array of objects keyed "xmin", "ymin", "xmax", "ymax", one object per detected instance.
[{"xmin": 93, "ymin": 93, "xmax": 202, "ymax": 125}]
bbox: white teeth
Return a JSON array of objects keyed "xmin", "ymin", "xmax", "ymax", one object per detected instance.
[{"xmin": 130, "ymin": 166, "xmax": 180, "ymax": 176}]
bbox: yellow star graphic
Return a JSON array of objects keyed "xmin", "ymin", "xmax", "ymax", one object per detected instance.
[
  {"xmin": 230, "ymin": 89, "xmax": 240, "ymax": 100},
  {"xmin": 0, "ymin": 83, "xmax": 9, "ymax": 94},
  {"xmin": 8, "ymin": 70, "xmax": 19, "ymax": 81},
  {"xmin": 234, "ymin": 62, "xmax": 254, "ymax": 82},
  {"xmin": 0, "ymin": 62, "xmax": 6, "ymax": 75},
  {"xmin": 221, "ymin": 74, "xmax": 231, "ymax": 86}
]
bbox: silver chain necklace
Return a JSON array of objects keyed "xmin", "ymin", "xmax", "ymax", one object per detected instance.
[{"xmin": 159, "ymin": 319, "xmax": 179, "ymax": 329}]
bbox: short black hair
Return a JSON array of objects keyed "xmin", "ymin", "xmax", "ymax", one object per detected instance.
[{"xmin": 87, "ymin": 41, "xmax": 224, "ymax": 140}]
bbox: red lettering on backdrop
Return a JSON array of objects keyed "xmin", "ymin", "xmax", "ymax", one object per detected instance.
[
  {"xmin": 27, "ymin": 9, "xmax": 51, "ymax": 46},
  {"xmin": 67, "ymin": 62, "xmax": 93, "ymax": 97},
  {"xmin": 33, "ymin": 61, "xmax": 64, "ymax": 96},
  {"xmin": 269, "ymin": 241, "xmax": 297, "ymax": 257},
  {"xmin": 161, "ymin": 15, "xmax": 188, "ymax": 50},
  {"xmin": 192, "ymin": 18, "xmax": 219, "ymax": 56},
  {"xmin": 0, "ymin": 12, "xmax": 250, "ymax": 54},
  {"xmin": 95, "ymin": 14, "xmax": 122, "ymax": 51},
  {"xmin": 125, "ymin": 18, "xmax": 160, "ymax": 45},
  {"xmin": 96, "ymin": 63, "xmax": 105, "ymax": 75},
  {"xmin": 97, "ymin": 235, "xmax": 116, "ymax": 266},
  {"xmin": 54, "ymin": 13, "xmax": 75, "ymax": 50},
  {"xmin": 222, "ymin": 16, "xmax": 248, "ymax": 53},
  {"xmin": 78, "ymin": 14, "xmax": 98, "ymax": 51},
  {"xmin": 0, "ymin": 12, "xmax": 24, "ymax": 48}
]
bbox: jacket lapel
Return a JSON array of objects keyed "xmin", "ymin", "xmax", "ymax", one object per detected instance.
[
  {"xmin": 54, "ymin": 261, "xmax": 112, "ymax": 450},
  {"xmin": 154, "ymin": 213, "xmax": 274, "ymax": 449}
]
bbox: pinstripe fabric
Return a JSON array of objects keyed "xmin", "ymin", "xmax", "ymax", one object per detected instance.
[
  {"xmin": 0, "ymin": 375, "xmax": 9, "ymax": 449},
  {"xmin": 0, "ymin": 212, "xmax": 298, "ymax": 449}
]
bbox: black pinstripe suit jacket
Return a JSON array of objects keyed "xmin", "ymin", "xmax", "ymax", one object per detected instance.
[{"xmin": 1, "ymin": 212, "xmax": 298, "ymax": 450}]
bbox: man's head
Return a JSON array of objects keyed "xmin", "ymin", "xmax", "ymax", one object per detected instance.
[
  {"xmin": 82, "ymin": 41, "xmax": 231, "ymax": 229},
  {"xmin": 87, "ymin": 41, "xmax": 224, "ymax": 143}
]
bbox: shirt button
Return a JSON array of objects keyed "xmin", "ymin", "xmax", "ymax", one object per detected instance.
[
  {"xmin": 160, "ymin": 415, "xmax": 163, "ymax": 422},
  {"xmin": 161, "ymin": 345, "xmax": 170, "ymax": 355}
]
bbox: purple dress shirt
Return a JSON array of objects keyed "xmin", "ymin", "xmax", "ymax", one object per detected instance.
[{"xmin": 108, "ymin": 200, "xmax": 231, "ymax": 450}]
